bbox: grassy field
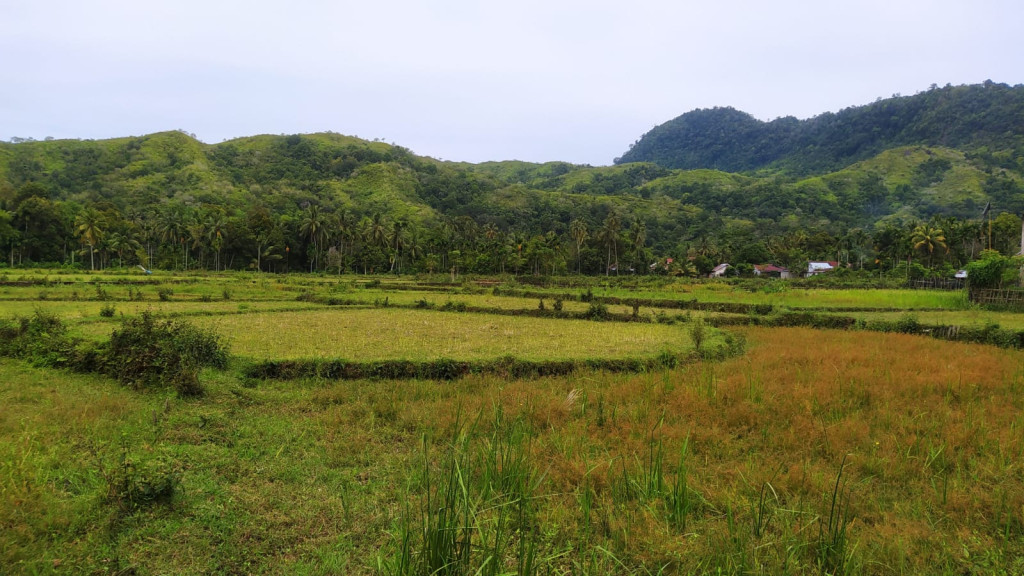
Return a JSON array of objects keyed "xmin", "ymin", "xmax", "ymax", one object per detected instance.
[
  {"xmin": 194, "ymin": 308, "xmax": 702, "ymax": 361},
  {"xmin": 3, "ymin": 327, "xmax": 1023, "ymax": 574},
  {"xmin": 2, "ymin": 271, "xmax": 1024, "ymax": 574},
  {"xmin": 825, "ymin": 308, "xmax": 1024, "ymax": 330},
  {"xmin": 553, "ymin": 283, "xmax": 968, "ymax": 310}
]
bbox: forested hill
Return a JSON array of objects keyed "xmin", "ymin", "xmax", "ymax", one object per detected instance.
[
  {"xmin": 615, "ymin": 82, "xmax": 1024, "ymax": 174},
  {"xmin": 1, "ymin": 120, "xmax": 1023, "ymax": 275}
]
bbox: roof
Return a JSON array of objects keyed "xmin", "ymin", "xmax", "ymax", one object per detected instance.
[
  {"xmin": 755, "ymin": 264, "xmax": 788, "ymax": 273},
  {"xmin": 807, "ymin": 261, "xmax": 838, "ymax": 271},
  {"xmin": 711, "ymin": 263, "xmax": 730, "ymax": 273}
]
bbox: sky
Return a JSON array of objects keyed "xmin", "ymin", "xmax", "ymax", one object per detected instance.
[{"xmin": 2, "ymin": 0, "xmax": 1022, "ymax": 165}]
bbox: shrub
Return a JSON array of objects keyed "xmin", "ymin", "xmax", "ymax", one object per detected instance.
[
  {"xmin": 102, "ymin": 312, "xmax": 228, "ymax": 396},
  {"xmin": 102, "ymin": 445, "xmax": 180, "ymax": 510},
  {"xmin": 441, "ymin": 300, "xmax": 467, "ymax": 312},
  {"xmin": 965, "ymin": 250, "xmax": 1009, "ymax": 290},
  {"xmin": 99, "ymin": 303, "xmax": 116, "ymax": 317},
  {"xmin": 0, "ymin": 310, "xmax": 79, "ymax": 367},
  {"xmin": 690, "ymin": 317, "xmax": 707, "ymax": 354},
  {"xmin": 584, "ymin": 302, "xmax": 609, "ymax": 321},
  {"xmin": 552, "ymin": 297, "xmax": 564, "ymax": 312},
  {"xmin": 894, "ymin": 313, "xmax": 921, "ymax": 334},
  {"xmin": 157, "ymin": 288, "xmax": 174, "ymax": 301}
]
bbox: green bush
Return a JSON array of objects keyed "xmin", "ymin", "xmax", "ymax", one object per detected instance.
[
  {"xmin": 103, "ymin": 445, "xmax": 180, "ymax": 509},
  {"xmin": 102, "ymin": 312, "xmax": 228, "ymax": 396},
  {"xmin": 584, "ymin": 302, "xmax": 609, "ymax": 320},
  {"xmin": 966, "ymin": 250, "xmax": 1009, "ymax": 290},
  {"xmin": 0, "ymin": 310, "xmax": 79, "ymax": 367},
  {"xmin": 689, "ymin": 317, "xmax": 707, "ymax": 354}
]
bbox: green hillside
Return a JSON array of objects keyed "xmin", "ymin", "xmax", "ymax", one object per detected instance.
[
  {"xmin": 616, "ymin": 82, "xmax": 1024, "ymax": 175},
  {"xmin": 1, "ymin": 85, "xmax": 1023, "ymax": 277}
]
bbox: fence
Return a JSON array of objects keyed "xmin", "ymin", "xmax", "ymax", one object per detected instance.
[
  {"xmin": 908, "ymin": 278, "xmax": 965, "ymax": 291},
  {"xmin": 969, "ymin": 288, "xmax": 1024, "ymax": 309}
]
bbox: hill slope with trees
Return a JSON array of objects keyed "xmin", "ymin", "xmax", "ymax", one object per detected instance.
[
  {"xmin": 1, "ymin": 82, "xmax": 1023, "ymax": 277},
  {"xmin": 615, "ymin": 82, "xmax": 1024, "ymax": 175}
]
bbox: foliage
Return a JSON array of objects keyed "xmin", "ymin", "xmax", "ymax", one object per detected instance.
[
  {"xmin": 2, "ymin": 84, "xmax": 1024, "ymax": 278},
  {"xmin": 102, "ymin": 312, "xmax": 228, "ymax": 396},
  {"xmin": 966, "ymin": 250, "xmax": 1010, "ymax": 289},
  {"xmin": 617, "ymin": 82, "xmax": 1024, "ymax": 174},
  {"xmin": 0, "ymin": 309, "xmax": 78, "ymax": 367}
]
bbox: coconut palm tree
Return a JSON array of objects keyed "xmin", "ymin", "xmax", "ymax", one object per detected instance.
[
  {"xmin": 911, "ymin": 223, "xmax": 947, "ymax": 268},
  {"xmin": 106, "ymin": 230, "xmax": 141, "ymax": 268},
  {"xmin": 597, "ymin": 212, "xmax": 622, "ymax": 276},
  {"xmin": 569, "ymin": 218, "xmax": 588, "ymax": 274},
  {"xmin": 76, "ymin": 208, "xmax": 104, "ymax": 271},
  {"xmin": 300, "ymin": 205, "xmax": 327, "ymax": 272},
  {"xmin": 629, "ymin": 218, "xmax": 647, "ymax": 272}
]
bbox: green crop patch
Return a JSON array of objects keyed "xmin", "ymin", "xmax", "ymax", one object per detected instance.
[{"xmin": 195, "ymin": 308, "xmax": 717, "ymax": 362}]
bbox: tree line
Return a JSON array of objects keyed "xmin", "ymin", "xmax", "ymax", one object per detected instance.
[{"xmin": 2, "ymin": 180, "xmax": 1020, "ymax": 278}]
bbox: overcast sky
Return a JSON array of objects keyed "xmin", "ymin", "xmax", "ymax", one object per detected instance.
[{"xmin": 2, "ymin": 0, "xmax": 1021, "ymax": 165}]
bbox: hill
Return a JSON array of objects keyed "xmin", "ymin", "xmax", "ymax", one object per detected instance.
[
  {"xmin": 616, "ymin": 82, "xmax": 1024, "ymax": 174},
  {"xmin": 1, "ymin": 117, "xmax": 1022, "ymax": 275}
]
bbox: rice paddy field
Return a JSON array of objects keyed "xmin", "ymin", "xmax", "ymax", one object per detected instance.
[{"xmin": 2, "ymin": 271, "xmax": 1024, "ymax": 575}]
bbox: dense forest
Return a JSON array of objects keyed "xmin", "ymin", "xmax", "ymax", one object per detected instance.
[
  {"xmin": 1, "ymin": 82, "xmax": 1022, "ymax": 277},
  {"xmin": 616, "ymin": 82, "xmax": 1024, "ymax": 174}
]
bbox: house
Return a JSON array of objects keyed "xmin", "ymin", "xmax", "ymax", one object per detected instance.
[
  {"xmin": 806, "ymin": 261, "xmax": 839, "ymax": 276},
  {"xmin": 955, "ymin": 269, "xmax": 968, "ymax": 279},
  {"xmin": 709, "ymin": 263, "xmax": 731, "ymax": 278},
  {"xmin": 754, "ymin": 264, "xmax": 791, "ymax": 279}
]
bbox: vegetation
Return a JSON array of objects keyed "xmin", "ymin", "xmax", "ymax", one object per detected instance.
[
  {"xmin": 2, "ymin": 83, "xmax": 1024, "ymax": 279},
  {"xmin": 3, "ymin": 316, "xmax": 1022, "ymax": 574},
  {"xmin": 617, "ymin": 82, "xmax": 1024, "ymax": 174},
  {"xmin": 3, "ymin": 80, "xmax": 1024, "ymax": 573}
]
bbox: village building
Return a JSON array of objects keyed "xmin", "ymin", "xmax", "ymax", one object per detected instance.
[{"xmin": 754, "ymin": 264, "xmax": 791, "ymax": 279}]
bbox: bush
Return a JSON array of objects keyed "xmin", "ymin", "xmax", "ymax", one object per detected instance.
[
  {"xmin": 894, "ymin": 313, "xmax": 921, "ymax": 334},
  {"xmin": 966, "ymin": 250, "xmax": 1009, "ymax": 290},
  {"xmin": 102, "ymin": 312, "xmax": 228, "ymax": 396},
  {"xmin": 157, "ymin": 288, "xmax": 174, "ymax": 301},
  {"xmin": 690, "ymin": 317, "xmax": 707, "ymax": 354},
  {"xmin": 441, "ymin": 300, "xmax": 467, "ymax": 312},
  {"xmin": 99, "ymin": 303, "xmax": 117, "ymax": 317},
  {"xmin": 0, "ymin": 310, "xmax": 79, "ymax": 367},
  {"xmin": 584, "ymin": 302, "xmax": 609, "ymax": 321},
  {"xmin": 552, "ymin": 297, "xmax": 564, "ymax": 312},
  {"xmin": 103, "ymin": 445, "xmax": 180, "ymax": 509}
]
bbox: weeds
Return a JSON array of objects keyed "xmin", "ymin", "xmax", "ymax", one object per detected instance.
[
  {"xmin": 103, "ymin": 311, "xmax": 229, "ymax": 396},
  {"xmin": 818, "ymin": 455, "xmax": 853, "ymax": 575}
]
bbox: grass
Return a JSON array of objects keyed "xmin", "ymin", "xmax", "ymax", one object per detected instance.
[
  {"xmin": 828, "ymin": 308, "xmax": 1024, "ymax": 330},
  {"xmin": 3, "ymin": 326, "xmax": 1023, "ymax": 574},
  {"xmin": 194, "ymin": 308, "xmax": 704, "ymax": 361},
  {"xmin": 3, "ymin": 270, "xmax": 1024, "ymax": 573}
]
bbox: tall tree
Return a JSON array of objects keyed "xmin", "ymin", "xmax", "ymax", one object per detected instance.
[
  {"xmin": 76, "ymin": 207, "xmax": 104, "ymax": 271},
  {"xmin": 911, "ymin": 223, "xmax": 947, "ymax": 268},
  {"xmin": 597, "ymin": 212, "xmax": 622, "ymax": 276},
  {"xmin": 569, "ymin": 218, "xmax": 588, "ymax": 274},
  {"xmin": 300, "ymin": 205, "xmax": 327, "ymax": 272}
]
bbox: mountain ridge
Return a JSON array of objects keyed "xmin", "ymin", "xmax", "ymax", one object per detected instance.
[{"xmin": 615, "ymin": 82, "xmax": 1024, "ymax": 174}]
